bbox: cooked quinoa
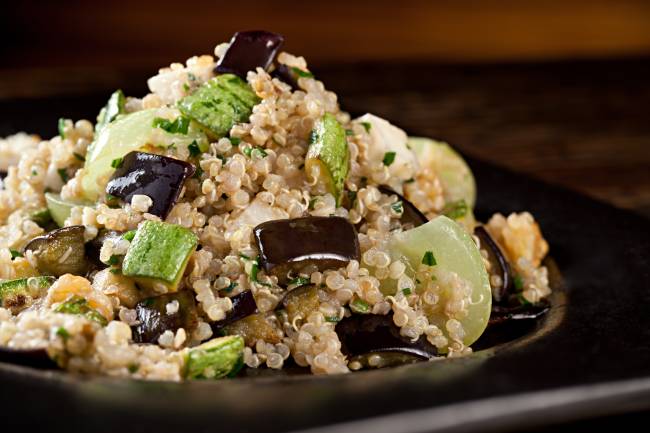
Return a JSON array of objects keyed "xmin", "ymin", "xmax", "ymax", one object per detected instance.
[{"xmin": 0, "ymin": 31, "xmax": 551, "ymax": 381}]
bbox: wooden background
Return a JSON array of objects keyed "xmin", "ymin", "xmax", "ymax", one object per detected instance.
[{"xmin": 0, "ymin": 0, "xmax": 649, "ymax": 217}]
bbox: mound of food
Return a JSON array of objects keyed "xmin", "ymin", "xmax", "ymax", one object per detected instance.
[{"xmin": 0, "ymin": 31, "xmax": 550, "ymax": 381}]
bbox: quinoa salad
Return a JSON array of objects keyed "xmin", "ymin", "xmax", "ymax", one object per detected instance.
[{"xmin": 0, "ymin": 31, "xmax": 551, "ymax": 381}]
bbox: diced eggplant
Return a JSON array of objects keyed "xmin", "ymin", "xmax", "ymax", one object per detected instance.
[
  {"xmin": 0, "ymin": 276, "xmax": 55, "ymax": 314},
  {"xmin": 210, "ymin": 290, "xmax": 257, "ymax": 332},
  {"xmin": 184, "ymin": 335, "xmax": 244, "ymax": 380},
  {"xmin": 86, "ymin": 229, "xmax": 123, "ymax": 266},
  {"xmin": 336, "ymin": 313, "xmax": 437, "ymax": 361},
  {"xmin": 254, "ymin": 216, "xmax": 360, "ymax": 284},
  {"xmin": 215, "ymin": 31, "xmax": 284, "ymax": 78},
  {"xmin": 306, "ymin": 113, "xmax": 349, "ymax": 204},
  {"xmin": 105, "ymin": 151, "xmax": 195, "ymax": 219},
  {"xmin": 223, "ymin": 312, "xmax": 283, "ymax": 346},
  {"xmin": 132, "ymin": 291, "xmax": 199, "ymax": 344},
  {"xmin": 178, "ymin": 74, "xmax": 260, "ymax": 138},
  {"xmin": 271, "ymin": 64, "xmax": 299, "ymax": 90},
  {"xmin": 378, "ymin": 186, "xmax": 428, "ymax": 228},
  {"xmin": 122, "ymin": 221, "xmax": 198, "ymax": 292},
  {"xmin": 24, "ymin": 226, "xmax": 89, "ymax": 277},
  {"xmin": 472, "ymin": 301, "xmax": 550, "ymax": 351},
  {"xmin": 282, "ymin": 284, "xmax": 319, "ymax": 324},
  {"xmin": 0, "ymin": 347, "xmax": 57, "ymax": 370},
  {"xmin": 474, "ymin": 225, "xmax": 512, "ymax": 303}
]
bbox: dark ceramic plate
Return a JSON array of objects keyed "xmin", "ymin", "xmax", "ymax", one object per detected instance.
[{"xmin": 1, "ymin": 146, "xmax": 650, "ymax": 432}]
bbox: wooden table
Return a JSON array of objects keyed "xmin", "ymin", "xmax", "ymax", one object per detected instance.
[{"xmin": 1, "ymin": 58, "xmax": 648, "ymax": 217}]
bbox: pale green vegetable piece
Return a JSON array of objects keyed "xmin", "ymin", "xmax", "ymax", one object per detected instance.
[
  {"xmin": 408, "ymin": 137, "xmax": 476, "ymax": 208},
  {"xmin": 388, "ymin": 215, "xmax": 491, "ymax": 347},
  {"xmin": 184, "ymin": 335, "xmax": 244, "ymax": 379},
  {"xmin": 306, "ymin": 113, "xmax": 349, "ymax": 205},
  {"xmin": 82, "ymin": 109, "xmax": 207, "ymax": 200},
  {"xmin": 45, "ymin": 192, "xmax": 93, "ymax": 227}
]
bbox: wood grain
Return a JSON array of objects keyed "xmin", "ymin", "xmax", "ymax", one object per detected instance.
[{"xmin": 0, "ymin": 59, "xmax": 648, "ymax": 217}]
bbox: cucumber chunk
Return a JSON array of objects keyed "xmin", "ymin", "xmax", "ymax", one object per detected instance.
[
  {"xmin": 305, "ymin": 113, "xmax": 349, "ymax": 204},
  {"xmin": 184, "ymin": 335, "xmax": 244, "ymax": 380},
  {"xmin": 122, "ymin": 221, "xmax": 198, "ymax": 293},
  {"xmin": 0, "ymin": 276, "xmax": 55, "ymax": 313},
  {"xmin": 82, "ymin": 109, "xmax": 207, "ymax": 200},
  {"xmin": 178, "ymin": 74, "xmax": 260, "ymax": 138},
  {"xmin": 408, "ymin": 137, "xmax": 476, "ymax": 208},
  {"xmin": 388, "ymin": 215, "xmax": 491, "ymax": 347},
  {"xmin": 45, "ymin": 192, "xmax": 93, "ymax": 227}
]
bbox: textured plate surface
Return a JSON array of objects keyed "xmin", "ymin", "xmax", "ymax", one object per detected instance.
[{"xmin": 1, "ymin": 153, "xmax": 649, "ymax": 433}]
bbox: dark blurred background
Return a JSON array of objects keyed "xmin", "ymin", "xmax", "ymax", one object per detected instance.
[{"xmin": 1, "ymin": 0, "xmax": 649, "ymax": 215}]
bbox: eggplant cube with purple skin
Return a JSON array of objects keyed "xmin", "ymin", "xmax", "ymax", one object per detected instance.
[
  {"xmin": 215, "ymin": 31, "xmax": 284, "ymax": 78},
  {"xmin": 132, "ymin": 291, "xmax": 198, "ymax": 344},
  {"xmin": 106, "ymin": 151, "xmax": 195, "ymax": 219},
  {"xmin": 253, "ymin": 216, "xmax": 360, "ymax": 284}
]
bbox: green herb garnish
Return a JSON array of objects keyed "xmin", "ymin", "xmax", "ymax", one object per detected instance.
[
  {"xmin": 57, "ymin": 168, "xmax": 69, "ymax": 183},
  {"xmin": 127, "ymin": 363, "xmax": 140, "ymax": 373},
  {"xmin": 229, "ymin": 137, "xmax": 241, "ymax": 146},
  {"xmin": 111, "ymin": 158, "xmax": 123, "ymax": 169},
  {"xmin": 350, "ymin": 298, "xmax": 371, "ymax": 314},
  {"xmin": 422, "ymin": 251, "xmax": 437, "ymax": 266},
  {"xmin": 10, "ymin": 249, "xmax": 23, "ymax": 259},
  {"xmin": 361, "ymin": 122, "xmax": 371, "ymax": 133},
  {"xmin": 73, "ymin": 152, "xmax": 85, "ymax": 162},
  {"xmin": 291, "ymin": 67, "xmax": 314, "ymax": 78},
  {"xmin": 289, "ymin": 277, "xmax": 310, "ymax": 287},
  {"xmin": 325, "ymin": 316, "xmax": 340, "ymax": 323},
  {"xmin": 107, "ymin": 255, "xmax": 119, "ymax": 266},
  {"xmin": 391, "ymin": 201, "xmax": 403, "ymax": 214},
  {"xmin": 188, "ymin": 140, "xmax": 201, "ymax": 157},
  {"xmin": 193, "ymin": 167, "xmax": 204, "ymax": 179},
  {"xmin": 442, "ymin": 199, "xmax": 468, "ymax": 220},
  {"xmin": 223, "ymin": 281, "xmax": 238, "ymax": 293},
  {"xmin": 56, "ymin": 327, "xmax": 70, "ymax": 340},
  {"xmin": 54, "ymin": 295, "xmax": 107, "ymax": 326},
  {"xmin": 122, "ymin": 231, "xmax": 136, "ymax": 242},
  {"xmin": 57, "ymin": 118, "xmax": 67, "ymax": 139},
  {"xmin": 382, "ymin": 151, "xmax": 396, "ymax": 166},
  {"xmin": 402, "ymin": 288, "xmax": 412, "ymax": 296},
  {"xmin": 514, "ymin": 275, "xmax": 524, "ymax": 291},
  {"xmin": 345, "ymin": 129, "xmax": 354, "ymax": 136},
  {"xmin": 152, "ymin": 116, "xmax": 190, "ymax": 135}
]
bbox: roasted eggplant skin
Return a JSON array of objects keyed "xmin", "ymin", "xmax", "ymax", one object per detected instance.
[
  {"xmin": 215, "ymin": 30, "xmax": 284, "ymax": 78},
  {"xmin": 378, "ymin": 186, "xmax": 428, "ymax": 228},
  {"xmin": 254, "ymin": 216, "xmax": 360, "ymax": 284},
  {"xmin": 336, "ymin": 313, "xmax": 437, "ymax": 360},
  {"xmin": 132, "ymin": 291, "xmax": 198, "ymax": 344},
  {"xmin": 24, "ymin": 225, "xmax": 89, "ymax": 277},
  {"xmin": 210, "ymin": 290, "xmax": 257, "ymax": 333},
  {"xmin": 106, "ymin": 151, "xmax": 195, "ymax": 219},
  {"xmin": 474, "ymin": 225, "xmax": 512, "ymax": 302}
]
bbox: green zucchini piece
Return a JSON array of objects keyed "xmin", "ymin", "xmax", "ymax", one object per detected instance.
[
  {"xmin": 53, "ymin": 295, "xmax": 108, "ymax": 326},
  {"xmin": 305, "ymin": 113, "xmax": 349, "ymax": 205},
  {"xmin": 178, "ymin": 74, "xmax": 260, "ymax": 138},
  {"xmin": 45, "ymin": 193, "xmax": 93, "ymax": 227},
  {"xmin": 0, "ymin": 276, "xmax": 55, "ymax": 312},
  {"xmin": 388, "ymin": 215, "xmax": 491, "ymax": 348},
  {"xmin": 408, "ymin": 137, "xmax": 476, "ymax": 208},
  {"xmin": 95, "ymin": 89, "xmax": 126, "ymax": 134},
  {"xmin": 122, "ymin": 221, "xmax": 198, "ymax": 292},
  {"xmin": 184, "ymin": 335, "xmax": 244, "ymax": 380}
]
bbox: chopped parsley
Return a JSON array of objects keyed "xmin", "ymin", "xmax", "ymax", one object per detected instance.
[
  {"xmin": 442, "ymin": 199, "xmax": 468, "ymax": 220},
  {"xmin": 31, "ymin": 169, "xmax": 37, "ymax": 177},
  {"xmin": 308, "ymin": 197, "xmax": 318, "ymax": 210},
  {"xmin": 361, "ymin": 122, "xmax": 372, "ymax": 133},
  {"xmin": 73, "ymin": 152, "xmax": 85, "ymax": 162},
  {"xmin": 183, "ymin": 83, "xmax": 190, "ymax": 92},
  {"xmin": 57, "ymin": 168, "xmax": 69, "ymax": 183},
  {"xmin": 391, "ymin": 200, "xmax": 403, "ymax": 214},
  {"xmin": 122, "ymin": 231, "xmax": 136, "ymax": 242},
  {"xmin": 193, "ymin": 167, "xmax": 204, "ymax": 179},
  {"xmin": 105, "ymin": 193, "xmax": 119, "ymax": 202},
  {"xmin": 517, "ymin": 293, "xmax": 532, "ymax": 306},
  {"xmin": 223, "ymin": 281, "xmax": 238, "ymax": 293},
  {"xmin": 405, "ymin": 177, "xmax": 415, "ymax": 183},
  {"xmin": 289, "ymin": 276, "xmax": 310, "ymax": 287},
  {"xmin": 109, "ymin": 268, "xmax": 121, "ymax": 275},
  {"xmin": 243, "ymin": 146, "xmax": 268, "ymax": 158},
  {"xmin": 238, "ymin": 253, "xmax": 251, "ymax": 260},
  {"xmin": 152, "ymin": 116, "xmax": 190, "ymax": 135},
  {"xmin": 127, "ymin": 363, "xmax": 140, "ymax": 373},
  {"xmin": 188, "ymin": 140, "xmax": 201, "ymax": 157},
  {"xmin": 345, "ymin": 129, "xmax": 354, "ymax": 136},
  {"xmin": 350, "ymin": 298, "xmax": 371, "ymax": 314},
  {"xmin": 347, "ymin": 190, "xmax": 357, "ymax": 206},
  {"xmin": 325, "ymin": 316, "xmax": 340, "ymax": 323},
  {"xmin": 10, "ymin": 249, "xmax": 23, "ymax": 259},
  {"xmin": 57, "ymin": 118, "xmax": 67, "ymax": 139},
  {"xmin": 291, "ymin": 67, "xmax": 314, "ymax": 78},
  {"xmin": 382, "ymin": 151, "xmax": 396, "ymax": 166},
  {"xmin": 513, "ymin": 275, "xmax": 524, "ymax": 291},
  {"xmin": 107, "ymin": 255, "xmax": 119, "ymax": 266},
  {"xmin": 229, "ymin": 137, "xmax": 241, "ymax": 146},
  {"xmin": 110, "ymin": 157, "xmax": 123, "ymax": 169},
  {"xmin": 422, "ymin": 251, "xmax": 437, "ymax": 266},
  {"xmin": 56, "ymin": 327, "xmax": 70, "ymax": 340},
  {"xmin": 402, "ymin": 288, "xmax": 412, "ymax": 296}
]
